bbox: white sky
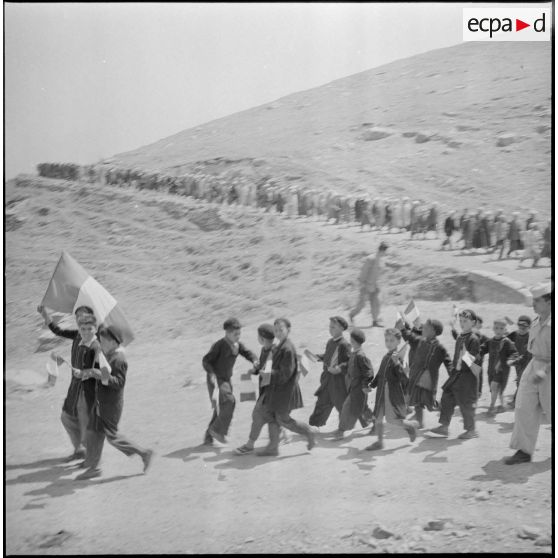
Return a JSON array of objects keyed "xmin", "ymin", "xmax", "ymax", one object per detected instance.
[{"xmin": 2, "ymin": 2, "xmax": 548, "ymax": 178}]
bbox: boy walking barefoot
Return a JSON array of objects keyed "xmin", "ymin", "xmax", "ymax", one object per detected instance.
[
  {"xmin": 365, "ymin": 328, "xmax": 418, "ymax": 451},
  {"xmin": 202, "ymin": 318, "xmax": 258, "ymax": 445}
]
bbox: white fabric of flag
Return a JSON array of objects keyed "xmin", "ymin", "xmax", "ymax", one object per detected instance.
[{"xmin": 462, "ymin": 350, "xmax": 476, "ymax": 368}]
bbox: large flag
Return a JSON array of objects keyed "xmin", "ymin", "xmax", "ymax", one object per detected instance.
[
  {"xmin": 403, "ymin": 300, "xmax": 420, "ymax": 323},
  {"xmin": 40, "ymin": 251, "xmax": 134, "ymax": 346}
]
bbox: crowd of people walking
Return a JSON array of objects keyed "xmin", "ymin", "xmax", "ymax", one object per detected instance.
[{"xmin": 35, "ymin": 161, "xmax": 552, "ymax": 267}]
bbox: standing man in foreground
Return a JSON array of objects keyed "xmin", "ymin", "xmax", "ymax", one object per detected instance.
[
  {"xmin": 349, "ymin": 242, "xmax": 388, "ymax": 328},
  {"xmin": 505, "ymin": 283, "xmax": 552, "ymax": 465}
]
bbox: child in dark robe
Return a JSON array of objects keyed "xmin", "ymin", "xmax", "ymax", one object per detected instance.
[
  {"xmin": 397, "ymin": 318, "xmax": 453, "ymax": 429},
  {"xmin": 365, "ymin": 328, "xmax": 418, "ymax": 451},
  {"xmin": 335, "ymin": 328, "xmax": 374, "ymax": 439},
  {"xmin": 428, "ymin": 309, "xmax": 481, "ymax": 439},
  {"xmin": 480, "ymin": 319, "xmax": 519, "ymax": 415},
  {"xmin": 506, "ymin": 315, "xmax": 532, "ymax": 408}
]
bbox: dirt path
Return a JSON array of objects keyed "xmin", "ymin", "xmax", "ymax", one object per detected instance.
[{"xmin": 5, "ymin": 179, "xmax": 552, "ymax": 554}]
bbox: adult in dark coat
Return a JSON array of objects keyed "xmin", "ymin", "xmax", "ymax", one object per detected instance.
[
  {"xmin": 76, "ymin": 325, "xmax": 153, "ymax": 480},
  {"xmin": 256, "ymin": 318, "xmax": 315, "ymax": 456}
]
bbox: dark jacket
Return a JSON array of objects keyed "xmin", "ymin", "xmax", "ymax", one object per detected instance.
[
  {"xmin": 506, "ymin": 331, "xmax": 532, "ymax": 373},
  {"xmin": 479, "ymin": 336, "xmax": 519, "ymax": 382},
  {"xmin": 266, "ymin": 337, "xmax": 303, "ymax": 415},
  {"xmin": 344, "ymin": 349, "xmax": 374, "ymax": 417},
  {"xmin": 91, "ymin": 349, "xmax": 127, "ymax": 432},
  {"xmin": 370, "ymin": 351, "xmax": 408, "ymax": 420},
  {"xmin": 314, "ymin": 336, "xmax": 351, "ymax": 397},
  {"xmin": 202, "ymin": 337, "xmax": 257, "ymax": 383},
  {"xmin": 48, "ymin": 323, "xmax": 97, "ymax": 415}
]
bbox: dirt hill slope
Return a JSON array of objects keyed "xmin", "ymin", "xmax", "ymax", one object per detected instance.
[{"xmin": 108, "ymin": 41, "xmax": 551, "ymax": 213}]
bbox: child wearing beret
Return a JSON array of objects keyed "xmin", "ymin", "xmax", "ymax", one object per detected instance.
[
  {"xmin": 396, "ymin": 318, "xmax": 453, "ymax": 429},
  {"xmin": 428, "ymin": 309, "xmax": 481, "ymax": 439},
  {"xmin": 335, "ymin": 328, "xmax": 374, "ymax": 440}
]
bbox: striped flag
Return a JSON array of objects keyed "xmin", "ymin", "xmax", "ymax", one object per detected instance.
[
  {"xmin": 40, "ymin": 251, "xmax": 134, "ymax": 346},
  {"xmin": 403, "ymin": 300, "xmax": 420, "ymax": 323},
  {"xmin": 398, "ymin": 343, "xmax": 410, "ymax": 376},
  {"xmin": 239, "ymin": 371, "xmax": 257, "ymax": 402}
]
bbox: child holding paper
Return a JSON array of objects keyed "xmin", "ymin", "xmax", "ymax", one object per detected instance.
[
  {"xmin": 365, "ymin": 328, "xmax": 418, "ymax": 451},
  {"xmin": 235, "ymin": 323, "xmax": 300, "ymax": 455},
  {"xmin": 428, "ymin": 309, "xmax": 481, "ymax": 439},
  {"xmin": 38, "ymin": 304, "xmax": 99, "ymax": 461},
  {"xmin": 202, "ymin": 318, "xmax": 259, "ymax": 445},
  {"xmin": 396, "ymin": 318, "xmax": 453, "ymax": 429},
  {"xmin": 335, "ymin": 328, "xmax": 374, "ymax": 439},
  {"xmin": 479, "ymin": 319, "xmax": 519, "ymax": 415}
]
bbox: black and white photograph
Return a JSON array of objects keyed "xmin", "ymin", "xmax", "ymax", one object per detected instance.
[{"xmin": 4, "ymin": 2, "xmax": 553, "ymax": 554}]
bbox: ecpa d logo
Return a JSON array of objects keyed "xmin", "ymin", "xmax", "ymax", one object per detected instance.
[{"xmin": 463, "ymin": 8, "xmax": 550, "ymax": 41}]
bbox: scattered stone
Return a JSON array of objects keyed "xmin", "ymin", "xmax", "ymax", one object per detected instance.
[
  {"xmin": 517, "ymin": 526, "xmax": 542, "ymax": 540},
  {"xmin": 373, "ymin": 526, "xmax": 395, "ymax": 539},
  {"xmin": 340, "ymin": 530, "xmax": 354, "ymax": 539},
  {"xmin": 496, "ymin": 134, "xmax": 516, "ymax": 147},
  {"xmin": 424, "ymin": 520, "xmax": 446, "ymax": 531},
  {"xmin": 244, "ymin": 537, "xmax": 254, "ymax": 543},
  {"xmin": 475, "ymin": 491, "xmax": 490, "ymax": 501},
  {"xmin": 37, "ymin": 530, "xmax": 73, "ymax": 549},
  {"xmin": 535, "ymin": 125, "xmax": 550, "ymax": 134},
  {"xmin": 464, "ymin": 523, "xmax": 476, "ymax": 530},
  {"xmin": 402, "ymin": 131, "xmax": 417, "ymax": 138},
  {"xmin": 361, "ymin": 128, "xmax": 393, "ymax": 141},
  {"xmin": 451, "ymin": 530, "xmax": 467, "ymax": 538},
  {"xmin": 534, "ymin": 536, "xmax": 552, "ymax": 547},
  {"xmin": 415, "ymin": 132, "xmax": 434, "ymax": 144}
]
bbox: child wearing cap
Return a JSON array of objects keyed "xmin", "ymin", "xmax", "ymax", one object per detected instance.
[
  {"xmin": 202, "ymin": 318, "xmax": 259, "ymax": 445},
  {"xmin": 479, "ymin": 319, "xmax": 519, "ymax": 415},
  {"xmin": 37, "ymin": 304, "xmax": 99, "ymax": 461},
  {"xmin": 506, "ymin": 316, "xmax": 532, "ymax": 408},
  {"xmin": 365, "ymin": 328, "xmax": 418, "ymax": 451},
  {"xmin": 234, "ymin": 323, "xmax": 300, "ymax": 455},
  {"xmin": 396, "ymin": 318, "xmax": 453, "ymax": 429},
  {"xmin": 308, "ymin": 316, "xmax": 352, "ymax": 428},
  {"xmin": 506, "ymin": 283, "xmax": 552, "ymax": 464},
  {"xmin": 428, "ymin": 309, "xmax": 481, "ymax": 439},
  {"xmin": 254, "ymin": 318, "xmax": 315, "ymax": 456},
  {"xmin": 335, "ymin": 328, "xmax": 374, "ymax": 440},
  {"xmin": 75, "ymin": 325, "xmax": 154, "ymax": 480}
]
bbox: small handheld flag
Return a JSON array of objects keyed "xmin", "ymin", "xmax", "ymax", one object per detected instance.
[
  {"xmin": 403, "ymin": 300, "xmax": 420, "ymax": 323},
  {"xmin": 239, "ymin": 371, "xmax": 257, "ymax": 402},
  {"xmin": 298, "ymin": 353, "xmax": 311, "ymax": 377}
]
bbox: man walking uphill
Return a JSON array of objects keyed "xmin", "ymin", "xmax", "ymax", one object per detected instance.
[{"xmin": 349, "ymin": 242, "xmax": 388, "ymax": 327}]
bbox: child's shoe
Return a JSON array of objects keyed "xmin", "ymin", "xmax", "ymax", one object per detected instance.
[
  {"xmin": 234, "ymin": 444, "xmax": 254, "ymax": 456},
  {"xmin": 365, "ymin": 440, "xmax": 384, "ymax": 451}
]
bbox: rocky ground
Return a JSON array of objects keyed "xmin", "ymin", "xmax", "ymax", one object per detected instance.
[{"xmin": 4, "ymin": 176, "xmax": 552, "ymax": 554}]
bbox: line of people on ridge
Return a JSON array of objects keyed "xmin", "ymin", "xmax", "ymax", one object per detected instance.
[
  {"xmin": 36, "ymin": 161, "xmax": 552, "ymax": 266},
  {"xmin": 200, "ymin": 280, "xmax": 551, "ymax": 466}
]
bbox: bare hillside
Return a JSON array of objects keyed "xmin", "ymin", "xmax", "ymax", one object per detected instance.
[{"xmin": 109, "ymin": 42, "xmax": 551, "ymax": 213}]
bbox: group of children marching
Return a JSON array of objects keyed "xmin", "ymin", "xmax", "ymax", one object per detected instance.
[{"xmin": 201, "ymin": 305, "xmax": 536, "ymax": 456}]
